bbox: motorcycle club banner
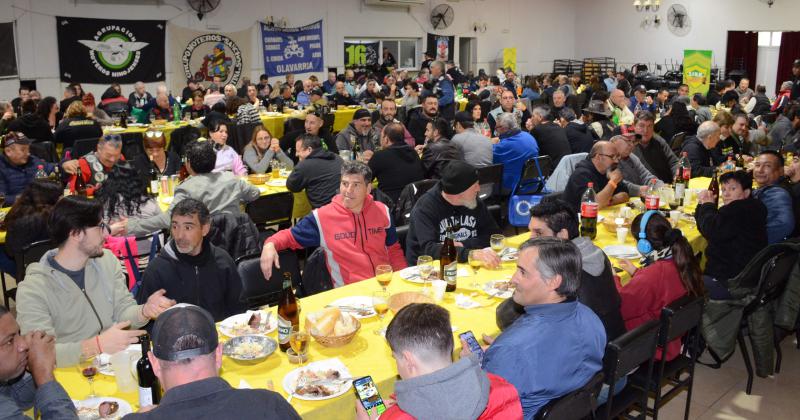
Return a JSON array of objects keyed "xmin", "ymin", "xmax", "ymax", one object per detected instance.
[
  {"xmin": 260, "ymin": 20, "xmax": 324, "ymax": 77},
  {"xmin": 169, "ymin": 24, "xmax": 252, "ymax": 93},
  {"xmin": 56, "ymin": 17, "xmax": 165, "ymax": 83}
]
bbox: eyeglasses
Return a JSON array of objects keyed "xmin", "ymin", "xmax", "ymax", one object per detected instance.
[{"xmin": 102, "ymin": 134, "xmax": 122, "ymax": 144}]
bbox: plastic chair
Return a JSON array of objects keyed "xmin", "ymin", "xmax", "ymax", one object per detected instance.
[
  {"xmin": 121, "ymin": 133, "xmax": 145, "ymax": 161},
  {"xmin": 477, "ymin": 163, "xmax": 504, "ymax": 203},
  {"xmin": 235, "ymin": 250, "xmax": 301, "ymax": 309},
  {"xmin": 515, "ymin": 155, "xmax": 554, "ymax": 195},
  {"xmin": 71, "ymin": 138, "xmax": 100, "ymax": 158},
  {"xmin": 669, "ymin": 132, "xmax": 687, "ymax": 155},
  {"xmin": 534, "ymin": 371, "xmax": 604, "ymax": 420}
]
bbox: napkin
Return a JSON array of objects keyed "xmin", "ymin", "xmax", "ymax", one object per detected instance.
[
  {"xmin": 238, "ymin": 379, "xmax": 253, "ymax": 389},
  {"xmin": 455, "ymin": 294, "xmax": 481, "ymax": 309}
]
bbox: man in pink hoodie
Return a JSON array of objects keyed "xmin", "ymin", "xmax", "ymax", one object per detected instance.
[{"xmin": 260, "ymin": 161, "xmax": 406, "ymax": 286}]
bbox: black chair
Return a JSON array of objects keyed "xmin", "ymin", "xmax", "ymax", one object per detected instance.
[
  {"xmin": 516, "ymin": 155, "xmax": 554, "ymax": 195},
  {"xmin": 208, "ymin": 212, "xmax": 261, "ymax": 261},
  {"xmin": 477, "ymin": 163, "xmax": 504, "ymax": 203},
  {"xmin": 535, "ymin": 371, "xmax": 604, "ymax": 420},
  {"xmin": 394, "ymin": 179, "xmax": 438, "ymax": 226},
  {"xmin": 669, "ymin": 132, "xmax": 687, "ymax": 155},
  {"xmin": 224, "ymin": 122, "xmax": 240, "ymax": 154},
  {"xmin": 235, "ymin": 250, "xmax": 301, "ymax": 309},
  {"xmin": 596, "ymin": 319, "xmax": 661, "ymax": 420},
  {"xmin": 235, "ymin": 122, "xmax": 261, "ymax": 154},
  {"xmin": 630, "ymin": 295, "xmax": 704, "ymax": 420},
  {"xmin": 246, "ymin": 192, "xmax": 294, "ymax": 235},
  {"xmin": 71, "ymin": 138, "xmax": 99, "ymax": 158},
  {"xmin": 284, "ymin": 118, "xmax": 305, "ymax": 135},
  {"xmin": 120, "ymin": 132, "xmax": 145, "ymax": 161},
  {"xmin": 29, "ymin": 141, "xmax": 59, "ymax": 163},
  {"xmin": 167, "ymin": 126, "xmax": 202, "ymax": 157},
  {"xmin": 4, "ymin": 239, "xmax": 54, "ymax": 307},
  {"xmin": 297, "ymin": 247, "xmax": 334, "ymax": 297}
]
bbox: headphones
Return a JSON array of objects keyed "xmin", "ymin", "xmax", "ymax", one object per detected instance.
[{"xmin": 637, "ymin": 210, "xmax": 658, "ymax": 255}]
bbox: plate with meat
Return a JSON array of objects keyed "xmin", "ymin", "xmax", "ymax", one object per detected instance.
[
  {"xmin": 75, "ymin": 397, "xmax": 131, "ymax": 419},
  {"xmin": 482, "ymin": 279, "xmax": 514, "ymax": 299},
  {"xmin": 282, "ymin": 358, "xmax": 353, "ymax": 401},
  {"xmin": 218, "ymin": 310, "xmax": 277, "ymax": 338}
]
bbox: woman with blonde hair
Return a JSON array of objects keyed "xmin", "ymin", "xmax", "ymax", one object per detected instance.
[
  {"xmin": 54, "ymin": 100, "xmax": 102, "ymax": 149},
  {"xmin": 242, "ymin": 126, "xmax": 293, "ymax": 174}
]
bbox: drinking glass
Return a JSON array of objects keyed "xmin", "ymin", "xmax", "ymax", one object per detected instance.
[
  {"xmin": 417, "ymin": 255, "xmax": 433, "ymax": 294},
  {"xmin": 78, "ymin": 355, "xmax": 98, "ymax": 398},
  {"xmin": 289, "ymin": 325, "xmax": 310, "ymax": 365},
  {"xmin": 490, "ymin": 234, "xmax": 505, "ymax": 256},
  {"xmin": 271, "ymin": 160, "xmax": 280, "ymax": 178},
  {"xmin": 372, "ymin": 291, "xmax": 390, "ymax": 336},
  {"xmin": 468, "ymin": 249, "xmax": 482, "ymax": 288},
  {"xmin": 375, "ymin": 264, "xmax": 393, "ymax": 292}
]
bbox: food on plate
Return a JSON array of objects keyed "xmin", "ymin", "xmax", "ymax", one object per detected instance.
[
  {"xmin": 77, "ymin": 401, "xmax": 120, "ymax": 419},
  {"xmin": 232, "ymin": 341, "xmax": 265, "ymax": 359},
  {"xmin": 493, "ymin": 281, "xmax": 513, "ymax": 292},
  {"xmin": 294, "ymin": 368, "xmax": 342, "ymax": 397},
  {"xmin": 306, "ymin": 308, "xmax": 358, "ymax": 337},
  {"xmin": 227, "ymin": 312, "xmax": 271, "ymax": 336},
  {"xmin": 248, "ymin": 312, "xmax": 262, "ymax": 329}
]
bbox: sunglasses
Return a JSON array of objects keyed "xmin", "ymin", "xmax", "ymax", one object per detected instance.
[{"xmin": 145, "ymin": 131, "xmax": 164, "ymax": 138}]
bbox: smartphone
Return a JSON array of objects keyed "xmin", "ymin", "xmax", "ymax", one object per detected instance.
[
  {"xmin": 460, "ymin": 330, "xmax": 485, "ymax": 364},
  {"xmin": 353, "ymin": 376, "xmax": 387, "ymax": 415}
]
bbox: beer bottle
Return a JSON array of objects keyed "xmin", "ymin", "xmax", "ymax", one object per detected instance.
[
  {"xmin": 277, "ymin": 272, "xmax": 299, "ymax": 352},
  {"xmin": 148, "ymin": 155, "xmax": 160, "ymax": 197},
  {"xmin": 673, "ymin": 165, "xmax": 686, "ymax": 207},
  {"xmin": 440, "ymin": 226, "xmax": 458, "ymax": 292},
  {"xmin": 709, "ymin": 169, "xmax": 720, "ymax": 207},
  {"xmin": 351, "ymin": 135, "xmax": 360, "ymax": 161},
  {"xmin": 579, "ymin": 182, "xmax": 598, "ymax": 239},
  {"xmin": 136, "ymin": 334, "xmax": 161, "ymax": 407},
  {"xmin": 178, "ymin": 155, "xmax": 190, "ymax": 181},
  {"xmin": 74, "ymin": 167, "xmax": 87, "ymax": 197}
]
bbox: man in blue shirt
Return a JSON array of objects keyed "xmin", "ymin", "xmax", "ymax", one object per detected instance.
[
  {"xmin": 492, "ymin": 112, "xmax": 539, "ymax": 193},
  {"xmin": 464, "ymin": 237, "xmax": 605, "ymax": 419},
  {"xmin": 430, "ymin": 60, "xmax": 455, "ymax": 121},
  {"xmin": 753, "ymin": 150, "xmax": 795, "ymax": 243},
  {"xmin": 295, "ymin": 80, "xmax": 312, "ymax": 107}
]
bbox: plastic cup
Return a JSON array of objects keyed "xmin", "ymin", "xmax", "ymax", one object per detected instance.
[
  {"xmin": 684, "ymin": 189, "xmax": 694, "ymax": 205},
  {"xmin": 431, "ymin": 280, "xmax": 447, "ymax": 303},
  {"xmin": 670, "ymin": 210, "xmax": 681, "ymax": 225},
  {"xmin": 110, "ymin": 350, "xmax": 137, "ymax": 393},
  {"xmin": 616, "ymin": 227, "xmax": 629, "ymax": 244}
]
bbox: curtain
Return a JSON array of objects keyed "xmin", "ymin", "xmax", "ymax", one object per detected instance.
[
  {"xmin": 776, "ymin": 31, "xmax": 800, "ymax": 93},
  {"xmin": 725, "ymin": 31, "xmax": 758, "ymax": 82}
]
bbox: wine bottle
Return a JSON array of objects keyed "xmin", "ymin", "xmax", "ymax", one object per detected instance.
[
  {"xmin": 148, "ymin": 155, "xmax": 159, "ymax": 197},
  {"xmin": 277, "ymin": 272, "xmax": 299, "ymax": 352},
  {"xmin": 709, "ymin": 169, "xmax": 720, "ymax": 207},
  {"xmin": 440, "ymin": 226, "xmax": 457, "ymax": 292},
  {"xmin": 74, "ymin": 167, "xmax": 87, "ymax": 197},
  {"xmin": 137, "ymin": 334, "xmax": 161, "ymax": 407}
]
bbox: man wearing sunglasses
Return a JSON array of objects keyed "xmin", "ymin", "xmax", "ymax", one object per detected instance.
[
  {"xmin": 610, "ymin": 127, "xmax": 663, "ymax": 197},
  {"xmin": 16, "ymin": 196, "xmax": 176, "ymax": 368},
  {"xmin": 562, "ymin": 141, "xmax": 628, "ymax": 211}
]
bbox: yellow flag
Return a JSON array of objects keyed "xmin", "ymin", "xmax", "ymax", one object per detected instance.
[{"xmin": 503, "ymin": 48, "xmax": 517, "ymax": 72}]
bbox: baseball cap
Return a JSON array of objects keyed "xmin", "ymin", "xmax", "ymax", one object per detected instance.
[
  {"xmin": 440, "ymin": 161, "xmax": 479, "ymax": 195},
  {"xmin": 151, "ymin": 304, "xmax": 218, "ymax": 362},
  {"xmin": 353, "ymin": 108, "xmax": 372, "ymax": 120},
  {"xmin": 310, "ymin": 88, "xmax": 323, "ymax": 97},
  {"xmin": 2, "ymin": 132, "xmax": 31, "ymax": 148}
]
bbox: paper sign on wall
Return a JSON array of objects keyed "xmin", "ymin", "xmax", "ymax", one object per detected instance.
[
  {"xmin": 503, "ymin": 48, "xmax": 517, "ymax": 72},
  {"xmin": 683, "ymin": 50, "xmax": 712, "ymax": 96}
]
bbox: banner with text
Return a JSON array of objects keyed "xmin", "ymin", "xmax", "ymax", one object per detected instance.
[
  {"xmin": 683, "ymin": 49, "xmax": 712, "ymax": 96},
  {"xmin": 56, "ymin": 17, "xmax": 165, "ymax": 83},
  {"xmin": 169, "ymin": 24, "xmax": 251, "ymax": 94},
  {"xmin": 260, "ymin": 20, "xmax": 323, "ymax": 76},
  {"xmin": 0, "ymin": 22, "xmax": 18, "ymax": 78},
  {"xmin": 426, "ymin": 33, "xmax": 454, "ymax": 62},
  {"xmin": 343, "ymin": 41, "xmax": 379, "ymax": 68},
  {"xmin": 503, "ymin": 48, "xmax": 517, "ymax": 73}
]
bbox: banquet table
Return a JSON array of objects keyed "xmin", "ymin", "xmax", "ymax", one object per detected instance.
[{"xmin": 53, "ymin": 178, "xmax": 713, "ymax": 419}]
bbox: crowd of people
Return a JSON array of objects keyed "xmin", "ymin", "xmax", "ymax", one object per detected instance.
[{"xmin": 2, "ymin": 53, "xmax": 800, "ymax": 420}]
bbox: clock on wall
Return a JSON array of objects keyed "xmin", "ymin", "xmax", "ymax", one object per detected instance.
[
  {"xmin": 667, "ymin": 3, "xmax": 691, "ymax": 36},
  {"xmin": 430, "ymin": 4, "xmax": 454, "ymax": 30}
]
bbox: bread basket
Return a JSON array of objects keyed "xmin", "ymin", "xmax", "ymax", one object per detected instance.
[{"xmin": 305, "ymin": 313, "xmax": 361, "ymax": 348}]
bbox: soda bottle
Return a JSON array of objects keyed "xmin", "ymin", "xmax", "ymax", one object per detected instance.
[
  {"xmin": 579, "ymin": 182, "xmax": 598, "ymax": 239},
  {"xmin": 440, "ymin": 226, "xmax": 458, "ymax": 292},
  {"xmin": 680, "ymin": 151, "xmax": 691, "ymax": 181},
  {"xmin": 708, "ymin": 169, "xmax": 720, "ymax": 207},
  {"xmin": 34, "ymin": 165, "xmax": 47, "ymax": 179},
  {"xmin": 178, "ymin": 155, "xmax": 190, "ymax": 181},
  {"xmin": 644, "ymin": 179, "xmax": 660, "ymax": 210},
  {"xmin": 172, "ymin": 103, "xmax": 181, "ymax": 123},
  {"xmin": 277, "ymin": 272, "xmax": 299, "ymax": 352}
]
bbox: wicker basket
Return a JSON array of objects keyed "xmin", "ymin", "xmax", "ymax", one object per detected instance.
[
  {"xmin": 306, "ymin": 315, "xmax": 361, "ymax": 348},
  {"xmin": 388, "ymin": 292, "xmax": 434, "ymax": 314},
  {"xmin": 248, "ymin": 173, "xmax": 269, "ymax": 185},
  {"xmin": 601, "ymin": 217, "xmax": 633, "ymax": 233}
]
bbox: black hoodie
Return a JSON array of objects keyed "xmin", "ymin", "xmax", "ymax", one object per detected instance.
[
  {"xmin": 135, "ymin": 239, "xmax": 245, "ymax": 322},
  {"xmin": 7, "ymin": 114, "xmax": 54, "ymax": 143},
  {"xmin": 286, "ymin": 147, "xmax": 343, "ymax": 208},
  {"xmin": 564, "ymin": 121, "xmax": 595, "ymax": 154},
  {"xmin": 368, "ymin": 143, "xmax": 425, "ymax": 202}
]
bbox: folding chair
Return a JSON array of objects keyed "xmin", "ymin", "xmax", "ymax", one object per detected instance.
[
  {"xmin": 71, "ymin": 138, "xmax": 99, "ymax": 158},
  {"xmin": 4, "ymin": 239, "xmax": 54, "ymax": 308},
  {"xmin": 235, "ymin": 250, "xmax": 301, "ymax": 309},
  {"xmin": 246, "ymin": 192, "xmax": 295, "ymax": 238},
  {"xmin": 29, "ymin": 141, "xmax": 59, "ymax": 163},
  {"xmin": 535, "ymin": 371, "xmax": 604, "ymax": 420}
]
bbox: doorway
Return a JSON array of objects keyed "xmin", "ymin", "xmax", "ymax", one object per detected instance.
[{"xmin": 459, "ymin": 37, "xmax": 476, "ymax": 75}]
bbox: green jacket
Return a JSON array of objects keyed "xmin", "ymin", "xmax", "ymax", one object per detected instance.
[{"xmin": 16, "ymin": 249, "xmax": 147, "ymax": 367}]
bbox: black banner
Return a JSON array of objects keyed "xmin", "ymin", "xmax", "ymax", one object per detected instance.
[
  {"xmin": 343, "ymin": 41, "xmax": 379, "ymax": 68},
  {"xmin": 0, "ymin": 22, "xmax": 18, "ymax": 78},
  {"xmin": 426, "ymin": 33, "xmax": 455, "ymax": 62},
  {"xmin": 56, "ymin": 16, "xmax": 165, "ymax": 83}
]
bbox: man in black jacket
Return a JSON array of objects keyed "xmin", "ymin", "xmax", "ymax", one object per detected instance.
[
  {"xmin": 495, "ymin": 200, "xmax": 626, "ymax": 341},
  {"xmin": 407, "ymin": 93, "xmax": 438, "ymax": 145},
  {"xmin": 632, "ymin": 110, "xmax": 680, "ymax": 183},
  {"xmin": 287, "ymin": 134, "xmax": 343, "ymax": 208},
  {"xmin": 681, "ymin": 121, "xmax": 722, "ymax": 178},
  {"xmin": 136, "ymin": 198, "xmax": 245, "ymax": 322},
  {"xmin": 527, "ymin": 104, "xmax": 571, "ymax": 168},
  {"xmin": 558, "ymin": 108, "xmax": 594, "ymax": 154},
  {"xmin": 279, "ymin": 112, "xmax": 335, "ymax": 162},
  {"xmin": 369, "ymin": 122, "xmax": 425, "ymax": 202},
  {"xmin": 405, "ymin": 161, "xmax": 501, "ymax": 266}
]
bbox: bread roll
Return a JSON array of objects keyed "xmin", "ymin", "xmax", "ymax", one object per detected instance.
[
  {"xmin": 313, "ymin": 308, "xmax": 340, "ymax": 336},
  {"xmin": 333, "ymin": 314, "xmax": 355, "ymax": 336}
]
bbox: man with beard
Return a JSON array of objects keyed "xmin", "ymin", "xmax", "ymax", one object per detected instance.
[
  {"xmin": 408, "ymin": 93, "xmax": 439, "ymax": 145},
  {"xmin": 16, "ymin": 196, "xmax": 176, "ymax": 367},
  {"xmin": 372, "ymin": 98, "xmax": 415, "ymax": 147},
  {"xmin": 280, "ymin": 111, "xmax": 337, "ymax": 161},
  {"xmin": 488, "ymin": 89, "xmax": 531, "ymax": 136},
  {"xmin": 335, "ymin": 109, "xmax": 381, "ymax": 155},
  {"xmin": 136, "ymin": 199, "xmax": 244, "ymax": 322},
  {"xmin": 562, "ymin": 141, "xmax": 628, "ymax": 211}
]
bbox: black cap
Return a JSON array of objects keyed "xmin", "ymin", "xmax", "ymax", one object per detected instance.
[
  {"xmin": 454, "ymin": 111, "xmax": 473, "ymax": 125},
  {"xmin": 440, "ymin": 161, "xmax": 479, "ymax": 195},
  {"xmin": 2, "ymin": 131, "xmax": 31, "ymax": 147},
  {"xmin": 353, "ymin": 108, "xmax": 372, "ymax": 120},
  {"xmin": 151, "ymin": 304, "xmax": 218, "ymax": 362},
  {"xmin": 310, "ymin": 88, "xmax": 323, "ymax": 97}
]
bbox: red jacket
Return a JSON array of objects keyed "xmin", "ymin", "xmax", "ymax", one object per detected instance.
[
  {"xmin": 617, "ymin": 259, "xmax": 687, "ymax": 361},
  {"xmin": 267, "ymin": 194, "xmax": 406, "ymax": 286},
  {"xmin": 381, "ymin": 373, "xmax": 523, "ymax": 420}
]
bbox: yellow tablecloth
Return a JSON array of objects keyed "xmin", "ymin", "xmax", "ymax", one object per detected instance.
[
  {"xmin": 103, "ymin": 121, "xmax": 191, "ymax": 143},
  {"xmin": 260, "ymin": 108, "xmax": 361, "ymax": 139}
]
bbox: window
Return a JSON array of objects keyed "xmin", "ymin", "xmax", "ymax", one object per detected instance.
[
  {"xmin": 344, "ymin": 38, "xmax": 420, "ymax": 69},
  {"xmin": 758, "ymin": 31, "xmax": 782, "ymax": 47}
]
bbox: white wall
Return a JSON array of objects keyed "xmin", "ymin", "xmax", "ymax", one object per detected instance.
[
  {"xmin": 574, "ymin": 0, "xmax": 800, "ymax": 75},
  {"xmin": 0, "ymin": 0, "xmax": 576, "ymax": 101},
  {"xmin": 756, "ymin": 46, "xmax": 780, "ymax": 96}
]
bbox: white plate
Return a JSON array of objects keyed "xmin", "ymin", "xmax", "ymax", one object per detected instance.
[
  {"xmin": 482, "ymin": 280, "xmax": 514, "ymax": 299},
  {"xmin": 97, "ymin": 345, "xmax": 139, "ymax": 376},
  {"xmin": 159, "ymin": 196, "xmax": 173, "ymax": 205},
  {"xmin": 127, "ymin": 123, "xmax": 146, "ymax": 127},
  {"xmin": 257, "ymin": 185, "xmax": 269, "ymax": 193},
  {"xmin": 267, "ymin": 178, "xmax": 286, "ymax": 187},
  {"xmin": 500, "ymin": 247, "xmax": 518, "ymax": 262},
  {"xmin": 283, "ymin": 358, "xmax": 352, "ymax": 401},
  {"xmin": 603, "ymin": 245, "xmax": 641, "ymax": 259},
  {"xmin": 218, "ymin": 310, "xmax": 277, "ymax": 338},
  {"xmin": 75, "ymin": 397, "xmax": 132, "ymax": 419},
  {"xmin": 105, "ymin": 127, "xmax": 126, "ymax": 132},
  {"xmin": 327, "ymin": 296, "xmax": 376, "ymax": 318},
  {"xmin": 398, "ymin": 266, "xmax": 425, "ymax": 283}
]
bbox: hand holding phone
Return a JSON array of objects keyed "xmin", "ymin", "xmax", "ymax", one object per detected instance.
[
  {"xmin": 353, "ymin": 376, "xmax": 387, "ymax": 416},
  {"xmin": 459, "ymin": 330, "xmax": 485, "ymax": 364}
]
